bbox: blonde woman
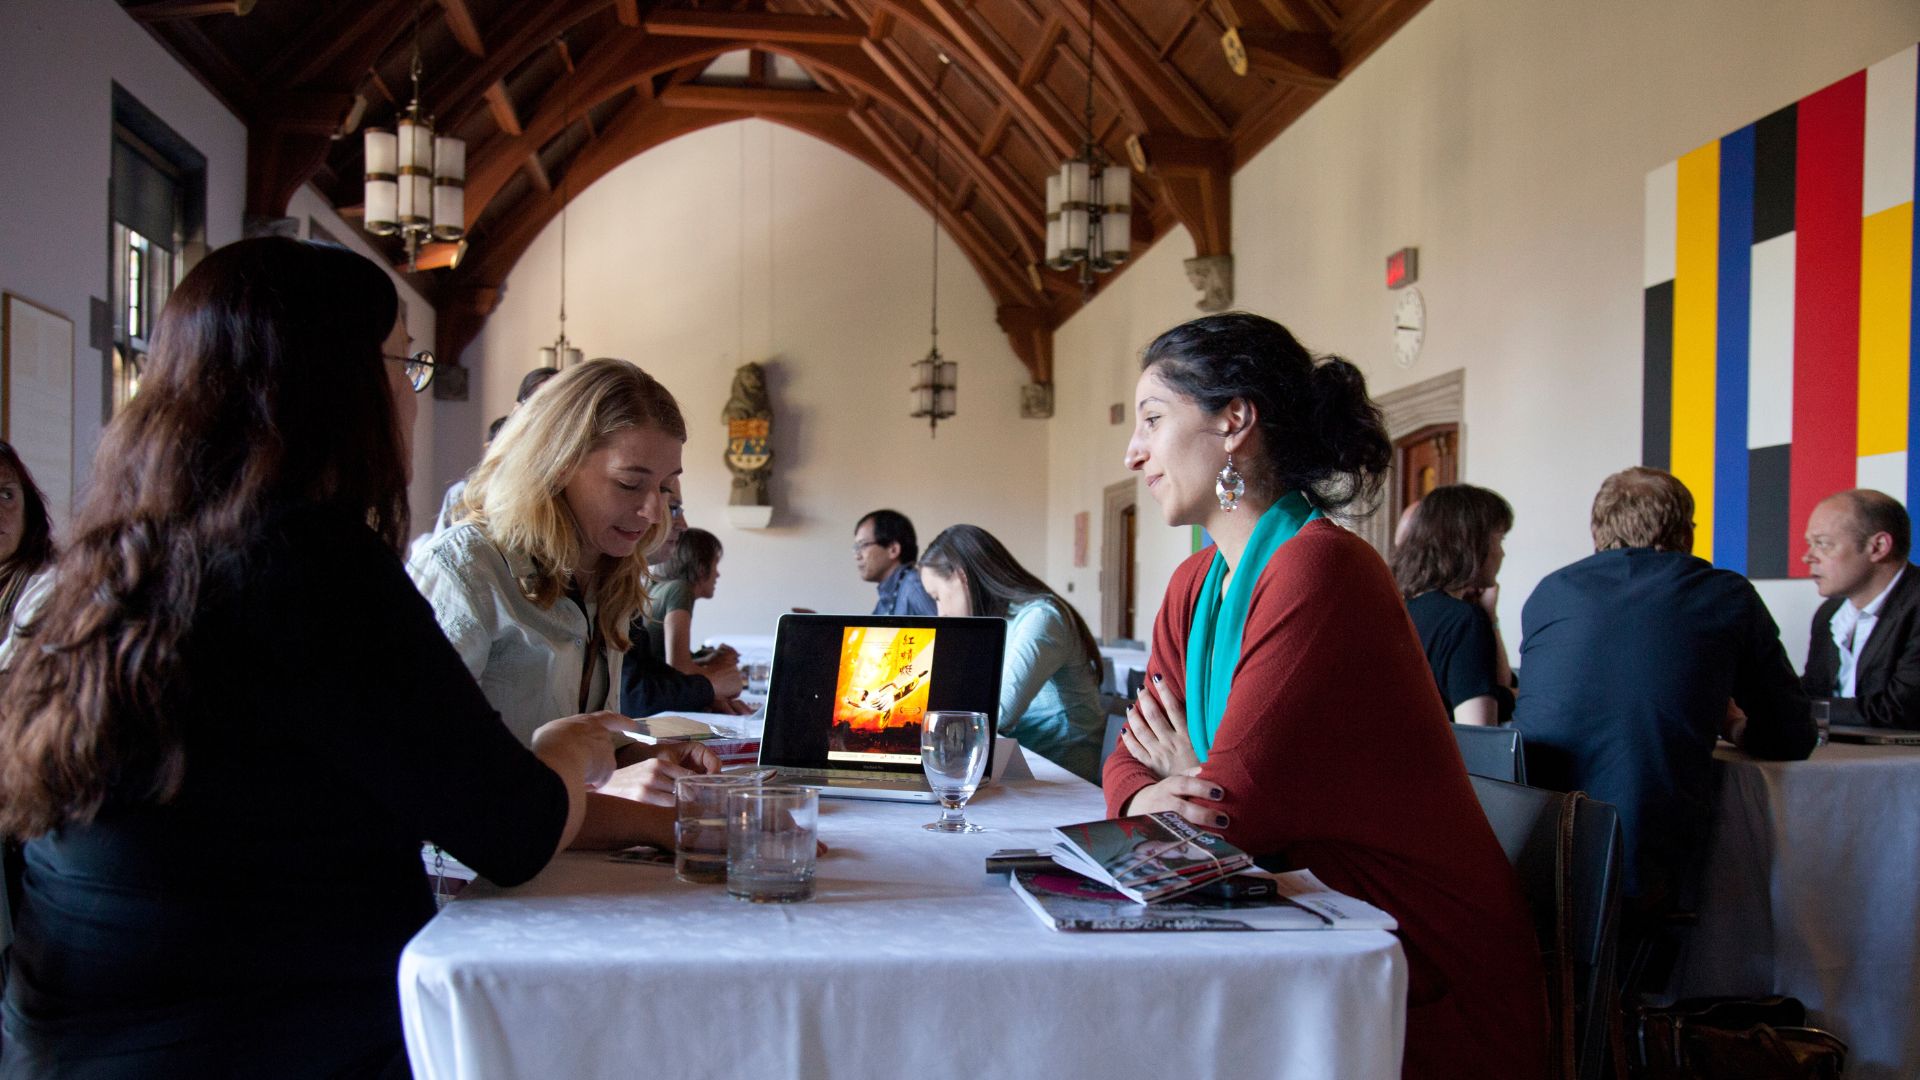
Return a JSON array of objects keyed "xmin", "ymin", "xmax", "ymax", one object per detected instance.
[{"xmin": 409, "ymin": 359, "xmax": 719, "ymax": 804}]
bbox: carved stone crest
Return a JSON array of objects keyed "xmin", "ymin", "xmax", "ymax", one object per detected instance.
[{"xmin": 721, "ymin": 362, "xmax": 773, "ymax": 507}]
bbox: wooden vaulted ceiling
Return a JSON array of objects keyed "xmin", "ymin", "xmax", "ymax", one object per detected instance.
[{"xmin": 122, "ymin": 0, "xmax": 1431, "ymax": 385}]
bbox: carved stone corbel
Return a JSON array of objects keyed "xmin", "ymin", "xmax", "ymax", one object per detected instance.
[{"xmin": 1184, "ymin": 254, "xmax": 1234, "ymax": 313}]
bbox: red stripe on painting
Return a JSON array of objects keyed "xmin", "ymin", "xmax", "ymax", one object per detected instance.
[{"xmin": 1788, "ymin": 72, "xmax": 1866, "ymax": 577}]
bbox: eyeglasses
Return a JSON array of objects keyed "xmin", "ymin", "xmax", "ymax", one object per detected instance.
[
  {"xmin": 851, "ymin": 539, "xmax": 880, "ymax": 555},
  {"xmin": 385, "ymin": 350, "xmax": 437, "ymax": 393}
]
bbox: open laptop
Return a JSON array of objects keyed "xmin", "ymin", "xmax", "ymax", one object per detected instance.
[
  {"xmin": 1813, "ymin": 698, "xmax": 1920, "ymax": 746},
  {"xmin": 757, "ymin": 613, "xmax": 1005, "ymax": 802}
]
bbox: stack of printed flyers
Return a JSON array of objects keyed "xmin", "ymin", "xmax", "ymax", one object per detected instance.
[{"xmin": 1016, "ymin": 811, "xmax": 1398, "ymax": 932}]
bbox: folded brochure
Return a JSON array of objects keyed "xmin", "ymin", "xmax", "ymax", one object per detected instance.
[
  {"xmin": 619, "ymin": 715, "xmax": 727, "ymax": 744},
  {"xmin": 1011, "ymin": 868, "xmax": 1398, "ymax": 932},
  {"xmin": 1050, "ymin": 811, "xmax": 1253, "ymax": 903}
]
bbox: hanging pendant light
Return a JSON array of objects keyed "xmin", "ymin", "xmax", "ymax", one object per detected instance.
[
  {"xmin": 909, "ymin": 56, "xmax": 958, "ymax": 437},
  {"xmin": 539, "ymin": 39, "xmax": 584, "ymax": 369},
  {"xmin": 363, "ymin": 1, "xmax": 465, "ymax": 270},
  {"xmin": 1043, "ymin": 1, "xmax": 1130, "ymax": 289}
]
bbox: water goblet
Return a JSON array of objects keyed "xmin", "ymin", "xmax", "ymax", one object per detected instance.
[{"xmin": 921, "ymin": 710, "xmax": 991, "ymax": 833}]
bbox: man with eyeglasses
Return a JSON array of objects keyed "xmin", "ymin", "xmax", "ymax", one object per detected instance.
[
  {"xmin": 854, "ymin": 509, "xmax": 937, "ymax": 617},
  {"xmin": 1803, "ymin": 489, "xmax": 1919, "ymax": 729}
]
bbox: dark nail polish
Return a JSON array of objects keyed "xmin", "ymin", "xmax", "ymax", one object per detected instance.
[
  {"xmin": 1152, "ymin": 673, "xmax": 1162, "ymax": 683},
  {"xmin": 1209, "ymin": 787, "xmax": 1223, "ymax": 800},
  {"xmin": 1214, "ymin": 814, "xmax": 1229, "ymax": 827}
]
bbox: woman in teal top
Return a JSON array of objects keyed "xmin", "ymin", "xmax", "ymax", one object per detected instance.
[{"xmin": 919, "ymin": 525, "xmax": 1105, "ymax": 781}]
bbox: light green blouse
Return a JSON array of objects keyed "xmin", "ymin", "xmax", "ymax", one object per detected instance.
[{"xmin": 999, "ymin": 598, "xmax": 1105, "ymax": 782}]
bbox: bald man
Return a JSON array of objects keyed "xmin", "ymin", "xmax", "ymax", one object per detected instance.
[{"xmin": 1802, "ymin": 489, "xmax": 1920, "ymax": 729}]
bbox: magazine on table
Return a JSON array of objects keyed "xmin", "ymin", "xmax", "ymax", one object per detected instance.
[
  {"xmin": 1010, "ymin": 868, "xmax": 1399, "ymax": 932},
  {"xmin": 1050, "ymin": 811, "xmax": 1253, "ymax": 903}
]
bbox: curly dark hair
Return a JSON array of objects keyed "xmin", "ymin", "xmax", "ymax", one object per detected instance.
[
  {"xmin": 0, "ymin": 237, "xmax": 408, "ymax": 839},
  {"xmin": 1140, "ymin": 313, "xmax": 1391, "ymax": 515},
  {"xmin": 1390, "ymin": 484, "xmax": 1514, "ymax": 598}
]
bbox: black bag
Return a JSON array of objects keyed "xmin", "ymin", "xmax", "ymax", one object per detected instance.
[{"xmin": 1632, "ymin": 996, "xmax": 1847, "ymax": 1080}]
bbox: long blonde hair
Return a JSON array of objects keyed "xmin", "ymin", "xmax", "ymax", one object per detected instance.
[{"xmin": 459, "ymin": 358, "xmax": 685, "ymax": 649}]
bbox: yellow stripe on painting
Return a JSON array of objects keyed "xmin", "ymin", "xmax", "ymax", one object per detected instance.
[
  {"xmin": 1860, "ymin": 202, "xmax": 1913, "ymax": 456},
  {"xmin": 1673, "ymin": 142, "xmax": 1719, "ymax": 561}
]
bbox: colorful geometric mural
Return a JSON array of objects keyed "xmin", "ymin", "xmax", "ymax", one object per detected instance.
[{"xmin": 1643, "ymin": 43, "xmax": 1918, "ymax": 578}]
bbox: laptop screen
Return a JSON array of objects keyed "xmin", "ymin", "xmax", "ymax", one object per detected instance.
[{"xmin": 760, "ymin": 614, "xmax": 1006, "ymax": 774}]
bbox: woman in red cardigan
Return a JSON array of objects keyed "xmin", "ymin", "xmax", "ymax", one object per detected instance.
[{"xmin": 1106, "ymin": 313, "xmax": 1548, "ymax": 1080}]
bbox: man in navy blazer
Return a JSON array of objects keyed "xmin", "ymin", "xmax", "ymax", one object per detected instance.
[
  {"xmin": 1802, "ymin": 489, "xmax": 1919, "ymax": 729},
  {"xmin": 1514, "ymin": 468, "xmax": 1813, "ymax": 909}
]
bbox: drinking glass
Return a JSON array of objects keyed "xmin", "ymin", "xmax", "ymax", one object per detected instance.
[
  {"xmin": 1811, "ymin": 700, "xmax": 1831, "ymax": 748},
  {"xmin": 921, "ymin": 710, "xmax": 991, "ymax": 833},
  {"xmin": 674, "ymin": 774, "xmax": 760, "ymax": 884},
  {"xmin": 726, "ymin": 786, "xmax": 818, "ymax": 903}
]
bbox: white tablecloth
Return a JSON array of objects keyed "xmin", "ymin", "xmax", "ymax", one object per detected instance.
[
  {"xmin": 1670, "ymin": 742, "xmax": 1920, "ymax": 1080},
  {"xmin": 400, "ymin": 757, "xmax": 1407, "ymax": 1080}
]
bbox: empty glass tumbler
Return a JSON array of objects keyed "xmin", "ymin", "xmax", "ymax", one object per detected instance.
[
  {"xmin": 726, "ymin": 786, "xmax": 819, "ymax": 903},
  {"xmin": 674, "ymin": 774, "xmax": 760, "ymax": 885}
]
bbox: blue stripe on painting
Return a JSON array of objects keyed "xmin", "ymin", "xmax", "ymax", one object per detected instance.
[
  {"xmin": 1715, "ymin": 125, "xmax": 1756, "ymax": 572},
  {"xmin": 1909, "ymin": 66, "xmax": 1919, "ymax": 515}
]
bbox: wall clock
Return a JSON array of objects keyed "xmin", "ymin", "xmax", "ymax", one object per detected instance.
[{"xmin": 1394, "ymin": 287, "xmax": 1425, "ymax": 368}]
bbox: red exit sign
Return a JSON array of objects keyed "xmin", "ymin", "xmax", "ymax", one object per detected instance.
[{"xmin": 1386, "ymin": 247, "xmax": 1418, "ymax": 289}]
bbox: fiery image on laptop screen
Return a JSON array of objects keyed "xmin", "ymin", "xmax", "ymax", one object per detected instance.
[{"xmin": 827, "ymin": 626, "xmax": 936, "ymax": 764}]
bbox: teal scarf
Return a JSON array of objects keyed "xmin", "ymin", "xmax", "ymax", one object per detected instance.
[{"xmin": 1184, "ymin": 492, "xmax": 1321, "ymax": 761}]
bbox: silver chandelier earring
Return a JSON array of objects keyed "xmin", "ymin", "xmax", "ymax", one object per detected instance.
[{"xmin": 1215, "ymin": 454, "xmax": 1246, "ymax": 512}]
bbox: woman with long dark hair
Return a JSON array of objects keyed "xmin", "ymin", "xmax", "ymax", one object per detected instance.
[
  {"xmin": 1106, "ymin": 313, "xmax": 1546, "ymax": 1079},
  {"xmin": 0, "ymin": 238, "xmax": 647, "ymax": 1076},
  {"xmin": 918, "ymin": 525, "xmax": 1104, "ymax": 781},
  {"xmin": 1391, "ymin": 484, "xmax": 1517, "ymax": 726},
  {"xmin": 0, "ymin": 439, "xmax": 54, "ymax": 650}
]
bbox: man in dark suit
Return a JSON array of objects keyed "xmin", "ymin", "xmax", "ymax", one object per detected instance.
[
  {"xmin": 1514, "ymin": 468, "xmax": 1813, "ymax": 910},
  {"xmin": 1802, "ymin": 489, "xmax": 1918, "ymax": 729}
]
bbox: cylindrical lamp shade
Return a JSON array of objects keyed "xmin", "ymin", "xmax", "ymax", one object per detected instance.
[
  {"xmin": 936, "ymin": 360, "xmax": 957, "ymax": 417},
  {"xmin": 1044, "ymin": 174, "xmax": 1064, "ymax": 263},
  {"xmin": 1063, "ymin": 160, "xmax": 1090, "ymax": 202},
  {"xmin": 365, "ymin": 127, "xmax": 397, "ymax": 174},
  {"xmin": 432, "ymin": 182, "xmax": 464, "ymax": 240},
  {"xmin": 364, "ymin": 128, "xmax": 398, "ymax": 235},
  {"xmin": 397, "ymin": 118, "xmax": 431, "ymax": 170},
  {"xmin": 1064, "ymin": 207, "xmax": 1089, "ymax": 255},
  {"xmin": 1101, "ymin": 165, "xmax": 1131, "ymax": 211},
  {"xmin": 399, "ymin": 174, "xmax": 432, "ymax": 227},
  {"xmin": 910, "ymin": 356, "xmax": 934, "ymax": 416},
  {"xmin": 364, "ymin": 179, "xmax": 399, "ymax": 235},
  {"xmin": 433, "ymin": 135, "xmax": 465, "ymax": 182},
  {"xmin": 1099, "ymin": 210, "xmax": 1130, "ymax": 264},
  {"xmin": 563, "ymin": 347, "xmax": 584, "ymax": 368},
  {"xmin": 538, "ymin": 346, "xmax": 559, "ymax": 369}
]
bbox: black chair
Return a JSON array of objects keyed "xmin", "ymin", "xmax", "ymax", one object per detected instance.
[
  {"xmin": 1099, "ymin": 713, "xmax": 1126, "ymax": 770},
  {"xmin": 1452, "ymin": 723, "xmax": 1528, "ymax": 784},
  {"xmin": 1469, "ymin": 776, "xmax": 1625, "ymax": 1080},
  {"xmin": 1124, "ymin": 668, "xmax": 1146, "ymax": 700}
]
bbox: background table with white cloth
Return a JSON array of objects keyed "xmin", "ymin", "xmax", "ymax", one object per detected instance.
[
  {"xmin": 401, "ymin": 754, "xmax": 1408, "ymax": 1080},
  {"xmin": 1669, "ymin": 742, "xmax": 1920, "ymax": 1080}
]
